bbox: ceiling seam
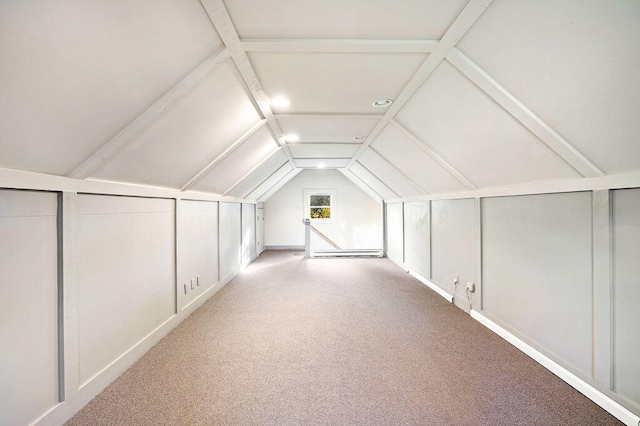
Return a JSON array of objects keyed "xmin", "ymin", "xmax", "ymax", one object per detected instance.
[
  {"xmin": 199, "ymin": 0, "xmax": 296, "ymax": 169},
  {"xmin": 345, "ymin": 0, "xmax": 495, "ymax": 170},
  {"xmin": 68, "ymin": 48, "xmax": 231, "ymax": 180},
  {"xmin": 390, "ymin": 120, "xmax": 478, "ymax": 190},
  {"xmin": 180, "ymin": 119, "xmax": 268, "ymax": 191},
  {"xmin": 241, "ymin": 39, "xmax": 439, "ymax": 54},
  {"xmin": 445, "ymin": 48, "xmax": 604, "ymax": 178}
]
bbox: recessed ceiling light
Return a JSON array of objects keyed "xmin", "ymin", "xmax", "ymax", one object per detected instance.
[
  {"xmin": 317, "ymin": 163, "xmax": 326, "ymax": 169},
  {"xmin": 271, "ymin": 96, "xmax": 290, "ymax": 108},
  {"xmin": 285, "ymin": 133, "xmax": 299, "ymax": 142},
  {"xmin": 372, "ymin": 99, "xmax": 393, "ymax": 108},
  {"xmin": 353, "ymin": 135, "xmax": 367, "ymax": 141}
]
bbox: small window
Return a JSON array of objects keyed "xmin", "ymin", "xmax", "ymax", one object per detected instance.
[
  {"xmin": 304, "ymin": 189, "xmax": 335, "ymax": 222},
  {"xmin": 309, "ymin": 193, "xmax": 331, "ymax": 219}
]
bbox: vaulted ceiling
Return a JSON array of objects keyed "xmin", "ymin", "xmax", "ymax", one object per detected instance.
[{"xmin": 2, "ymin": 0, "xmax": 639, "ymax": 201}]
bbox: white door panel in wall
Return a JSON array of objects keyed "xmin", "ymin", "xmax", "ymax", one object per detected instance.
[
  {"xmin": 482, "ymin": 192, "xmax": 593, "ymax": 376},
  {"xmin": 242, "ymin": 203, "xmax": 257, "ymax": 266},
  {"xmin": 612, "ymin": 188, "xmax": 640, "ymax": 406},
  {"xmin": 219, "ymin": 202, "xmax": 241, "ymax": 280},
  {"xmin": 403, "ymin": 201, "xmax": 430, "ymax": 279},
  {"xmin": 256, "ymin": 207, "xmax": 265, "ymax": 254},
  {"xmin": 178, "ymin": 200, "xmax": 218, "ymax": 310},
  {"xmin": 431, "ymin": 198, "xmax": 475, "ymax": 306},
  {"xmin": 0, "ymin": 190, "xmax": 58, "ymax": 426},
  {"xmin": 385, "ymin": 202, "xmax": 403, "ymax": 264},
  {"xmin": 77, "ymin": 195, "xmax": 175, "ymax": 385}
]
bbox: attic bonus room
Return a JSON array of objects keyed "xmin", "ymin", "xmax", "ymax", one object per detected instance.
[{"xmin": 1, "ymin": 1, "xmax": 639, "ymax": 425}]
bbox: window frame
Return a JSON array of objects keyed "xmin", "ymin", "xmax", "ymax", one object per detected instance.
[{"xmin": 304, "ymin": 189, "xmax": 336, "ymax": 223}]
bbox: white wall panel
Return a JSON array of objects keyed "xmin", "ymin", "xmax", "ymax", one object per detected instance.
[
  {"xmin": 77, "ymin": 195, "xmax": 175, "ymax": 385},
  {"xmin": 241, "ymin": 203, "xmax": 257, "ymax": 266},
  {"xmin": 219, "ymin": 202, "xmax": 241, "ymax": 281},
  {"xmin": 0, "ymin": 190, "xmax": 58, "ymax": 426},
  {"xmin": 94, "ymin": 61, "xmax": 261, "ymax": 188},
  {"xmin": 385, "ymin": 202, "xmax": 403, "ymax": 264},
  {"xmin": 431, "ymin": 199, "xmax": 475, "ymax": 305},
  {"xmin": 458, "ymin": 0, "xmax": 640, "ymax": 174},
  {"xmin": 249, "ymin": 52, "xmax": 426, "ymax": 114},
  {"xmin": 403, "ymin": 201, "xmax": 430, "ymax": 279},
  {"xmin": 371, "ymin": 126, "xmax": 467, "ymax": 194},
  {"xmin": 264, "ymin": 169, "xmax": 382, "ymax": 249},
  {"xmin": 0, "ymin": 0, "xmax": 221, "ymax": 175},
  {"xmin": 612, "ymin": 188, "xmax": 640, "ymax": 406},
  {"xmin": 397, "ymin": 61, "xmax": 579, "ymax": 188},
  {"xmin": 178, "ymin": 200, "xmax": 218, "ymax": 309},
  {"xmin": 191, "ymin": 126, "xmax": 278, "ymax": 194},
  {"xmin": 225, "ymin": 0, "xmax": 467, "ymax": 39},
  {"xmin": 482, "ymin": 192, "xmax": 592, "ymax": 376}
]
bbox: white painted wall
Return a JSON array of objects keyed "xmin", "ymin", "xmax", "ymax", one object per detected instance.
[
  {"xmin": 403, "ymin": 201, "xmax": 430, "ymax": 279},
  {"xmin": 0, "ymin": 190, "xmax": 59, "ymax": 426},
  {"xmin": 385, "ymin": 202, "xmax": 403, "ymax": 264},
  {"xmin": 77, "ymin": 195, "xmax": 176, "ymax": 385},
  {"xmin": 241, "ymin": 203, "xmax": 256, "ymax": 265},
  {"xmin": 264, "ymin": 169, "xmax": 382, "ymax": 249},
  {"xmin": 219, "ymin": 202, "xmax": 241, "ymax": 280},
  {"xmin": 178, "ymin": 200, "xmax": 219, "ymax": 310}
]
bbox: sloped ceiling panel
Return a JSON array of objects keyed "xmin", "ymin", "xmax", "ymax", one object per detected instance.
[
  {"xmin": 289, "ymin": 144, "xmax": 359, "ymax": 159},
  {"xmin": 457, "ymin": 0, "xmax": 640, "ymax": 174},
  {"xmin": 248, "ymin": 164, "xmax": 296, "ymax": 201},
  {"xmin": 249, "ymin": 52, "xmax": 427, "ymax": 114},
  {"xmin": 349, "ymin": 162, "xmax": 398, "ymax": 200},
  {"xmin": 225, "ymin": 149, "xmax": 289, "ymax": 199},
  {"xmin": 277, "ymin": 116, "xmax": 379, "ymax": 143},
  {"xmin": 224, "ymin": 0, "xmax": 468, "ymax": 39},
  {"xmin": 0, "ymin": 0, "xmax": 222, "ymax": 176},
  {"xmin": 189, "ymin": 126, "xmax": 278, "ymax": 194},
  {"xmin": 371, "ymin": 126, "xmax": 467, "ymax": 194},
  {"xmin": 295, "ymin": 159, "xmax": 350, "ymax": 168},
  {"xmin": 358, "ymin": 150, "xmax": 423, "ymax": 198},
  {"xmin": 396, "ymin": 61, "xmax": 580, "ymax": 189},
  {"xmin": 93, "ymin": 61, "xmax": 261, "ymax": 188}
]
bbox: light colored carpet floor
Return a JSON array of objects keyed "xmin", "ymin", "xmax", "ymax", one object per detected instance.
[{"xmin": 67, "ymin": 250, "xmax": 622, "ymax": 425}]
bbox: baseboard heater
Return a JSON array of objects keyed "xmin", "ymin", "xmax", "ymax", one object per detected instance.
[{"xmin": 310, "ymin": 249, "xmax": 383, "ymax": 258}]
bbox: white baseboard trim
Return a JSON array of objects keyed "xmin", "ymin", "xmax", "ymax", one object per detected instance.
[
  {"xmin": 38, "ymin": 270, "xmax": 241, "ymax": 426},
  {"xmin": 407, "ymin": 270, "xmax": 453, "ymax": 303},
  {"xmin": 264, "ymin": 245, "xmax": 304, "ymax": 250},
  {"xmin": 471, "ymin": 310, "xmax": 640, "ymax": 426}
]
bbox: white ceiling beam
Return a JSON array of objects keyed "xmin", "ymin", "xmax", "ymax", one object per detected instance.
[
  {"xmin": 365, "ymin": 147, "xmax": 428, "ymax": 195},
  {"xmin": 222, "ymin": 148, "xmax": 287, "ymax": 197},
  {"xmin": 346, "ymin": 0, "xmax": 494, "ymax": 168},
  {"xmin": 337, "ymin": 168, "xmax": 384, "ymax": 203},
  {"xmin": 390, "ymin": 120, "xmax": 478, "ymax": 190},
  {"xmin": 199, "ymin": 0, "xmax": 295, "ymax": 165},
  {"xmin": 180, "ymin": 119, "xmax": 268, "ymax": 191},
  {"xmin": 69, "ymin": 48, "xmax": 231, "ymax": 179},
  {"xmin": 446, "ymin": 48, "xmax": 604, "ymax": 178},
  {"xmin": 257, "ymin": 167, "xmax": 304, "ymax": 202},
  {"xmin": 241, "ymin": 39, "xmax": 438, "ymax": 54}
]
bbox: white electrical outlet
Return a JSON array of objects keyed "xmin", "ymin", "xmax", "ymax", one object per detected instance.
[{"xmin": 465, "ymin": 282, "xmax": 475, "ymax": 293}]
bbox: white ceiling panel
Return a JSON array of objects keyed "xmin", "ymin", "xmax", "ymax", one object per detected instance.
[
  {"xmin": 358, "ymin": 150, "xmax": 424, "ymax": 198},
  {"xmin": 258, "ymin": 168, "xmax": 305, "ymax": 202},
  {"xmin": 349, "ymin": 163, "xmax": 399, "ymax": 200},
  {"xmin": 289, "ymin": 144, "xmax": 360, "ymax": 159},
  {"xmin": 0, "ymin": 0, "xmax": 222, "ymax": 176},
  {"xmin": 248, "ymin": 163, "xmax": 296, "ymax": 201},
  {"xmin": 93, "ymin": 61, "xmax": 261, "ymax": 188},
  {"xmin": 295, "ymin": 159, "xmax": 350, "ymax": 169},
  {"xmin": 397, "ymin": 61, "xmax": 580, "ymax": 188},
  {"xmin": 277, "ymin": 116, "xmax": 380, "ymax": 143},
  {"xmin": 225, "ymin": 150, "xmax": 289, "ymax": 199},
  {"xmin": 457, "ymin": 0, "xmax": 640, "ymax": 174},
  {"xmin": 249, "ymin": 52, "xmax": 427, "ymax": 114},
  {"xmin": 188, "ymin": 127, "xmax": 278, "ymax": 194},
  {"xmin": 371, "ymin": 126, "xmax": 467, "ymax": 194},
  {"xmin": 337, "ymin": 169, "xmax": 383, "ymax": 203},
  {"xmin": 224, "ymin": 0, "xmax": 467, "ymax": 40}
]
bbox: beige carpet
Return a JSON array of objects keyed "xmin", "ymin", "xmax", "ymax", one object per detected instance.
[{"xmin": 67, "ymin": 250, "xmax": 622, "ymax": 425}]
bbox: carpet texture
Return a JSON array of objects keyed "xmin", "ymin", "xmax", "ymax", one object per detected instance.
[{"xmin": 67, "ymin": 250, "xmax": 622, "ymax": 425}]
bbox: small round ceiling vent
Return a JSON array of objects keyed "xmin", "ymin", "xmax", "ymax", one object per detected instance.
[
  {"xmin": 372, "ymin": 99, "xmax": 393, "ymax": 108},
  {"xmin": 353, "ymin": 136, "xmax": 367, "ymax": 141}
]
